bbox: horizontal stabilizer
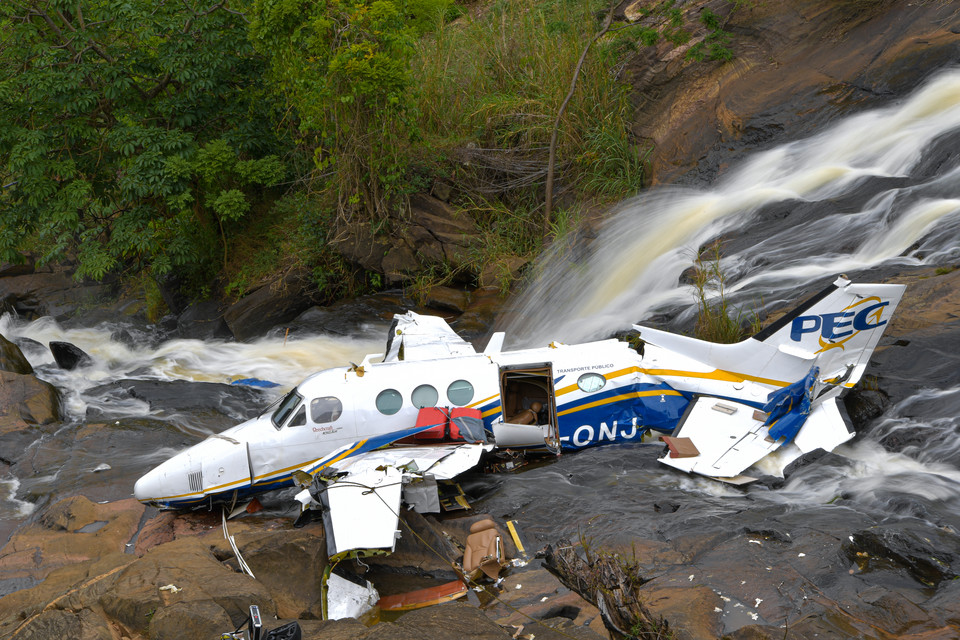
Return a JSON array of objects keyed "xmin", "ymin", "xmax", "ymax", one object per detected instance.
[{"xmin": 659, "ymin": 395, "xmax": 852, "ymax": 479}]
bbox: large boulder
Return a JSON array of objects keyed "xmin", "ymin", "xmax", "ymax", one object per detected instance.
[
  {"xmin": 215, "ymin": 524, "xmax": 329, "ymax": 620},
  {"xmin": 0, "ymin": 370, "xmax": 61, "ymax": 460},
  {"xmin": 0, "ymin": 333, "xmax": 32, "ymax": 374},
  {"xmin": 223, "ymin": 267, "xmax": 316, "ymax": 341},
  {"xmin": 0, "ymin": 272, "xmax": 113, "ymax": 320}
]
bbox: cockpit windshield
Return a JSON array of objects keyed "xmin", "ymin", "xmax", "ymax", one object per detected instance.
[{"xmin": 271, "ymin": 389, "xmax": 303, "ymax": 429}]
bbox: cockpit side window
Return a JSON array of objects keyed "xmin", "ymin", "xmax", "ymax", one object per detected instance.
[
  {"xmin": 271, "ymin": 389, "xmax": 303, "ymax": 429},
  {"xmin": 311, "ymin": 396, "xmax": 343, "ymax": 423},
  {"xmin": 287, "ymin": 405, "xmax": 307, "ymax": 427}
]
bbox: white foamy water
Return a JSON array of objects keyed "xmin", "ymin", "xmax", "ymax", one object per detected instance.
[
  {"xmin": 0, "ymin": 477, "xmax": 34, "ymax": 519},
  {"xmin": 0, "ymin": 313, "xmax": 387, "ymax": 421},
  {"xmin": 503, "ymin": 67, "xmax": 960, "ymax": 345}
]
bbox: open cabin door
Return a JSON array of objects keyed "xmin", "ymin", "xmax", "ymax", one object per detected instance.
[{"xmin": 494, "ymin": 363, "xmax": 559, "ymax": 452}]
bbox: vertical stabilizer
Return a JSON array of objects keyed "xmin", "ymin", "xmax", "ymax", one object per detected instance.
[
  {"xmin": 635, "ymin": 277, "xmax": 905, "ymax": 389},
  {"xmin": 750, "ymin": 276, "xmax": 905, "ymax": 384}
]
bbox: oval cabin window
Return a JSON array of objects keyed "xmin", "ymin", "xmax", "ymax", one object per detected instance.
[
  {"xmin": 310, "ymin": 396, "xmax": 343, "ymax": 423},
  {"xmin": 376, "ymin": 389, "xmax": 403, "ymax": 415},
  {"xmin": 446, "ymin": 380, "xmax": 475, "ymax": 406},
  {"xmin": 577, "ymin": 372, "xmax": 606, "ymax": 393},
  {"xmin": 412, "ymin": 384, "xmax": 438, "ymax": 409}
]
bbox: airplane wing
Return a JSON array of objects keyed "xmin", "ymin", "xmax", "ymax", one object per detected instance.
[
  {"xmin": 295, "ymin": 434, "xmax": 491, "ymax": 557},
  {"xmin": 381, "ymin": 311, "xmax": 477, "ymax": 362}
]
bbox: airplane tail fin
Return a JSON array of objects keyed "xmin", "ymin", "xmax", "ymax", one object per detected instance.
[
  {"xmin": 748, "ymin": 276, "xmax": 905, "ymax": 385},
  {"xmin": 635, "ymin": 276, "xmax": 905, "ymax": 389}
]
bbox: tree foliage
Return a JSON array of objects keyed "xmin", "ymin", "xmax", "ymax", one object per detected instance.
[
  {"xmin": 0, "ymin": 0, "xmax": 286, "ymax": 285},
  {"xmin": 249, "ymin": 0, "xmax": 450, "ymax": 224}
]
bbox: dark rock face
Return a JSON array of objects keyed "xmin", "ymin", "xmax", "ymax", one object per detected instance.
[
  {"xmin": 0, "ymin": 272, "xmax": 114, "ymax": 320},
  {"xmin": 284, "ymin": 290, "xmax": 418, "ymax": 338},
  {"xmin": 625, "ymin": 0, "xmax": 960, "ymax": 186},
  {"xmin": 176, "ymin": 299, "xmax": 233, "ymax": 340},
  {"xmin": 223, "ymin": 267, "xmax": 316, "ymax": 342},
  {"xmin": 333, "ymin": 195, "xmax": 481, "ymax": 286}
]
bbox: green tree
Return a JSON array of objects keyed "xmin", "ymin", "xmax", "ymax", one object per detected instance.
[
  {"xmin": 0, "ymin": 0, "xmax": 286, "ymax": 287},
  {"xmin": 249, "ymin": 0, "xmax": 450, "ymax": 225}
]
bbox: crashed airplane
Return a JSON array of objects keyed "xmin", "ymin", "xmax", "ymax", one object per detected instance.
[{"xmin": 135, "ymin": 276, "xmax": 904, "ymax": 554}]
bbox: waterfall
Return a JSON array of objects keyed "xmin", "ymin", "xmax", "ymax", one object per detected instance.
[{"xmin": 501, "ymin": 67, "xmax": 960, "ymax": 346}]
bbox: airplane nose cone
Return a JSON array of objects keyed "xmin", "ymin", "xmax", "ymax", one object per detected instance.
[{"xmin": 133, "ymin": 469, "xmax": 163, "ymax": 505}]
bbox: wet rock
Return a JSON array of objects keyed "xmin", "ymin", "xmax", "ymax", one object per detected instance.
[
  {"xmin": 843, "ymin": 523, "xmax": 959, "ymax": 587},
  {"xmin": 177, "ymin": 299, "xmax": 233, "ymax": 340},
  {"xmin": 221, "ymin": 524, "xmax": 328, "ymax": 619},
  {"xmin": 84, "ymin": 379, "xmax": 270, "ymax": 423},
  {"xmin": 635, "ymin": 585, "xmax": 724, "ymax": 640},
  {"xmin": 284, "ymin": 290, "xmax": 416, "ymax": 338},
  {"xmin": 368, "ymin": 510, "xmax": 465, "ymax": 578},
  {"xmin": 0, "ymin": 333, "xmax": 32, "ymax": 374},
  {"xmin": 482, "ymin": 563, "xmax": 604, "ymax": 635},
  {"xmin": 781, "ymin": 448, "xmax": 850, "ymax": 478},
  {"xmin": 0, "ymin": 272, "xmax": 113, "ymax": 320},
  {"xmin": 223, "ymin": 266, "xmax": 316, "ymax": 342},
  {"xmin": 358, "ymin": 601, "xmax": 512, "ymax": 640},
  {"xmin": 843, "ymin": 386, "xmax": 889, "ymax": 429},
  {"xmin": 626, "ymin": 0, "xmax": 960, "ymax": 186},
  {"xmin": 478, "ymin": 255, "xmax": 528, "ymax": 291},
  {"xmin": 453, "ymin": 287, "xmax": 506, "ymax": 343},
  {"xmin": 49, "ymin": 340, "xmax": 93, "ymax": 370},
  {"xmin": 0, "ymin": 370, "xmax": 61, "ymax": 460},
  {"xmin": 424, "ymin": 285, "xmax": 470, "ymax": 314}
]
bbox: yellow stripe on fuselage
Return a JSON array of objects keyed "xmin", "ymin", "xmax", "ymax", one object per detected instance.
[{"xmin": 556, "ymin": 389, "xmax": 684, "ymax": 418}]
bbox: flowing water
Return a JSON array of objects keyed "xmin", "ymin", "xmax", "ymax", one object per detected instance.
[
  {"xmin": 3, "ymin": 67, "xmax": 960, "ymax": 633},
  {"xmin": 502, "ymin": 67, "xmax": 960, "ymax": 345}
]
